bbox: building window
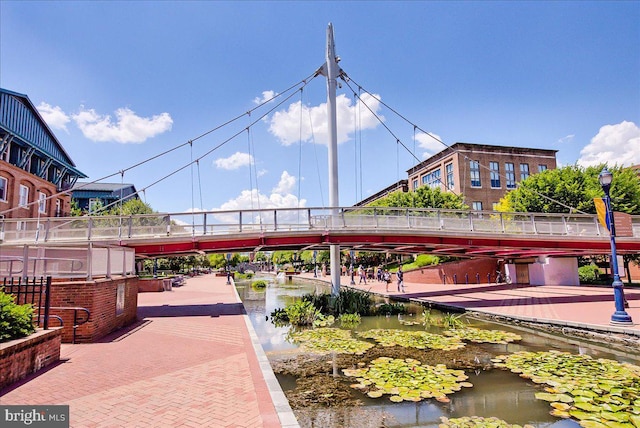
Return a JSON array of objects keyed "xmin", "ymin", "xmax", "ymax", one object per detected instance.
[
  {"xmin": 490, "ymin": 161, "xmax": 501, "ymax": 188},
  {"xmin": 538, "ymin": 164, "xmax": 548, "ymax": 172},
  {"xmin": 470, "ymin": 160, "xmax": 481, "ymax": 187},
  {"xmin": 55, "ymin": 199, "xmax": 62, "ymax": 216},
  {"xmin": 422, "ymin": 168, "xmax": 442, "ymax": 189},
  {"xmin": 0, "ymin": 176, "xmax": 7, "ymax": 201},
  {"xmin": 39, "ymin": 192, "xmax": 47, "ymax": 213},
  {"xmin": 88, "ymin": 198, "xmax": 101, "ymax": 214},
  {"xmin": 445, "ymin": 163, "xmax": 454, "ymax": 190},
  {"xmin": 520, "ymin": 163, "xmax": 530, "ymax": 181},
  {"xmin": 412, "ymin": 179, "xmax": 418, "ymax": 191},
  {"xmin": 492, "ymin": 202, "xmax": 499, "ymax": 211},
  {"xmin": 19, "ymin": 185, "xmax": 29, "ymax": 207},
  {"xmin": 505, "ymin": 162, "xmax": 516, "ymax": 189},
  {"xmin": 472, "ymin": 201, "xmax": 483, "ymax": 211}
]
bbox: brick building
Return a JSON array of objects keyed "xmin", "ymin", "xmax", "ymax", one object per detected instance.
[
  {"xmin": 0, "ymin": 88, "xmax": 86, "ymax": 219},
  {"xmin": 407, "ymin": 142, "xmax": 557, "ymax": 210}
]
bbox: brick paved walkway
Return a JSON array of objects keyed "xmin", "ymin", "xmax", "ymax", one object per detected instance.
[
  {"xmin": 302, "ymin": 273, "xmax": 640, "ymax": 335},
  {"xmin": 1, "ymin": 274, "xmax": 299, "ymax": 428}
]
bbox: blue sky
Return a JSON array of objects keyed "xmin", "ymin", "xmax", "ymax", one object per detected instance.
[{"xmin": 1, "ymin": 1, "xmax": 639, "ymax": 214}]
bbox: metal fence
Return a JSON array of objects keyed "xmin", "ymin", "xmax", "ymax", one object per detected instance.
[
  {"xmin": 0, "ymin": 207, "xmax": 638, "ymax": 245},
  {"xmin": 2, "ymin": 276, "xmax": 51, "ymax": 330}
]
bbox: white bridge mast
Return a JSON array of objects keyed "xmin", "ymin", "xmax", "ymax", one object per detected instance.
[{"xmin": 322, "ymin": 23, "xmax": 341, "ymax": 295}]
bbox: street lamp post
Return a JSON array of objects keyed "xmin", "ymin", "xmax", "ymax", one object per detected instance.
[{"xmin": 598, "ymin": 167, "xmax": 633, "ymax": 325}]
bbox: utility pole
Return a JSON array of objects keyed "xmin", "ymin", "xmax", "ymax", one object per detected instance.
[{"xmin": 321, "ymin": 23, "xmax": 341, "ymax": 296}]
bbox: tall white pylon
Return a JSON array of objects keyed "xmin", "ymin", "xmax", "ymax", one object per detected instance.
[{"xmin": 321, "ymin": 23, "xmax": 341, "ymax": 296}]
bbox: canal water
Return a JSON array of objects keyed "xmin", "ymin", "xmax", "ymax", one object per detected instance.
[{"xmin": 236, "ymin": 276, "xmax": 640, "ymax": 428}]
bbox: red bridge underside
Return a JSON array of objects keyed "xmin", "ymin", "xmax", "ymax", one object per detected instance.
[{"xmin": 125, "ymin": 231, "xmax": 640, "ymax": 259}]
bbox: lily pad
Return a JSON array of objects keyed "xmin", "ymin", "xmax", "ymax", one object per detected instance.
[
  {"xmin": 288, "ymin": 327, "xmax": 374, "ymax": 354},
  {"xmin": 343, "ymin": 357, "xmax": 471, "ymax": 403},
  {"xmin": 443, "ymin": 326, "xmax": 522, "ymax": 344},
  {"xmin": 495, "ymin": 351, "xmax": 640, "ymax": 426},
  {"xmin": 439, "ymin": 416, "xmax": 535, "ymax": 428},
  {"xmin": 356, "ymin": 329, "xmax": 465, "ymax": 351}
]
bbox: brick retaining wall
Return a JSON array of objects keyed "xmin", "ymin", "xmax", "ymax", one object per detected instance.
[
  {"xmin": 403, "ymin": 258, "xmax": 499, "ymax": 285},
  {"xmin": 0, "ymin": 328, "xmax": 62, "ymax": 390},
  {"xmin": 49, "ymin": 277, "xmax": 138, "ymax": 343}
]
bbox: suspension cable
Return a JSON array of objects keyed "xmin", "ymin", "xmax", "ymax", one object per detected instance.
[
  {"xmin": 1, "ymin": 72, "xmax": 319, "ymax": 217},
  {"xmin": 93, "ymin": 81, "xmax": 309, "ymax": 214},
  {"xmin": 342, "ymin": 73, "xmax": 586, "ymax": 213}
]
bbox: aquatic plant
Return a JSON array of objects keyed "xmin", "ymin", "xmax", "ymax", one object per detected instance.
[
  {"xmin": 334, "ymin": 289, "xmax": 373, "ymax": 316},
  {"xmin": 270, "ymin": 307, "xmax": 289, "ymax": 325},
  {"xmin": 313, "ymin": 314, "xmax": 335, "ymax": 327},
  {"xmin": 338, "ymin": 313, "xmax": 361, "ymax": 327},
  {"xmin": 356, "ymin": 329, "xmax": 465, "ymax": 351},
  {"xmin": 343, "ymin": 357, "xmax": 472, "ymax": 403},
  {"xmin": 251, "ymin": 280, "xmax": 268, "ymax": 290},
  {"xmin": 492, "ymin": 350, "xmax": 640, "ymax": 427},
  {"xmin": 288, "ymin": 327, "xmax": 373, "ymax": 355},
  {"xmin": 442, "ymin": 312, "xmax": 467, "ymax": 329},
  {"xmin": 439, "ymin": 416, "xmax": 535, "ymax": 428},
  {"xmin": 285, "ymin": 300, "xmax": 320, "ymax": 326},
  {"xmin": 443, "ymin": 326, "xmax": 522, "ymax": 344},
  {"xmin": 376, "ymin": 302, "xmax": 407, "ymax": 315}
]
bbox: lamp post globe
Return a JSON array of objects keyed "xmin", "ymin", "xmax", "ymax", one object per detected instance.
[{"xmin": 599, "ymin": 167, "xmax": 633, "ymax": 325}]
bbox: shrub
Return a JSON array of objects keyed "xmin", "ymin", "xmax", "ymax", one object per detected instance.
[
  {"xmin": 415, "ymin": 254, "xmax": 440, "ymax": 267},
  {"xmin": 578, "ymin": 264, "xmax": 601, "ymax": 283},
  {"xmin": 0, "ymin": 290, "xmax": 36, "ymax": 342}
]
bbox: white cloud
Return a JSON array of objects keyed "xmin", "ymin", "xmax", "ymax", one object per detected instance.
[
  {"xmin": 558, "ymin": 134, "xmax": 575, "ymax": 144},
  {"xmin": 214, "ymin": 152, "xmax": 253, "ymax": 170},
  {"xmin": 272, "ymin": 171, "xmax": 296, "ymax": 195},
  {"xmin": 267, "ymin": 93, "xmax": 383, "ymax": 146},
  {"xmin": 577, "ymin": 121, "xmax": 640, "ymax": 167},
  {"xmin": 36, "ymin": 102, "xmax": 70, "ymax": 131},
  {"xmin": 72, "ymin": 107, "xmax": 173, "ymax": 143},
  {"xmin": 257, "ymin": 169, "xmax": 268, "ymax": 177},
  {"xmin": 212, "ymin": 170, "xmax": 306, "ymax": 224},
  {"xmin": 253, "ymin": 90, "xmax": 277, "ymax": 105},
  {"xmin": 415, "ymin": 131, "xmax": 445, "ymax": 157}
]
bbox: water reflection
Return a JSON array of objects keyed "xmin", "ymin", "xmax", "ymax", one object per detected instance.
[{"xmin": 236, "ymin": 276, "xmax": 638, "ymax": 428}]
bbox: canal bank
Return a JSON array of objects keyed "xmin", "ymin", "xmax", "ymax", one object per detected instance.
[{"xmin": 296, "ymin": 272, "xmax": 640, "ymax": 346}]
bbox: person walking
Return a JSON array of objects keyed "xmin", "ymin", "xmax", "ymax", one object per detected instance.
[
  {"xmin": 358, "ymin": 265, "xmax": 367, "ymax": 284},
  {"xmin": 396, "ymin": 266, "xmax": 405, "ymax": 292},
  {"xmin": 383, "ymin": 269, "xmax": 391, "ymax": 292}
]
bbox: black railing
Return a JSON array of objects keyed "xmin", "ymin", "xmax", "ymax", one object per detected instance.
[{"xmin": 2, "ymin": 276, "xmax": 51, "ymax": 330}]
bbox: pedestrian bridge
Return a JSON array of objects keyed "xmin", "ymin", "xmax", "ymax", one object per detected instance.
[{"xmin": 2, "ymin": 207, "xmax": 639, "ymax": 260}]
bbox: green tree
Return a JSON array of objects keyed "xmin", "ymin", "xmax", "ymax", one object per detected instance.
[
  {"xmin": 497, "ymin": 164, "xmax": 640, "ymax": 215},
  {"xmin": 107, "ymin": 198, "xmax": 154, "ymax": 216},
  {"xmin": 497, "ymin": 164, "xmax": 640, "ymax": 283},
  {"xmin": 368, "ymin": 186, "xmax": 468, "ymax": 210}
]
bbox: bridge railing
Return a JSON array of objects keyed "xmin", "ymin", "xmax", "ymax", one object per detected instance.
[{"xmin": 1, "ymin": 206, "xmax": 638, "ymax": 246}]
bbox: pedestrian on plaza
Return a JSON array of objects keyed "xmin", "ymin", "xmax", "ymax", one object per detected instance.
[
  {"xmin": 383, "ymin": 270, "xmax": 391, "ymax": 292},
  {"xmin": 377, "ymin": 267, "xmax": 382, "ymax": 282},
  {"xmin": 358, "ymin": 265, "xmax": 367, "ymax": 284},
  {"xmin": 396, "ymin": 265, "xmax": 405, "ymax": 292}
]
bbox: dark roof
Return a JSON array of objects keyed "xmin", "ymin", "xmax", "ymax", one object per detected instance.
[
  {"xmin": 71, "ymin": 182, "xmax": 136, "ymax": 192},
  {"xmin": 0, "ymin": 87, "xmax": 87, "ymax": 178}
]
